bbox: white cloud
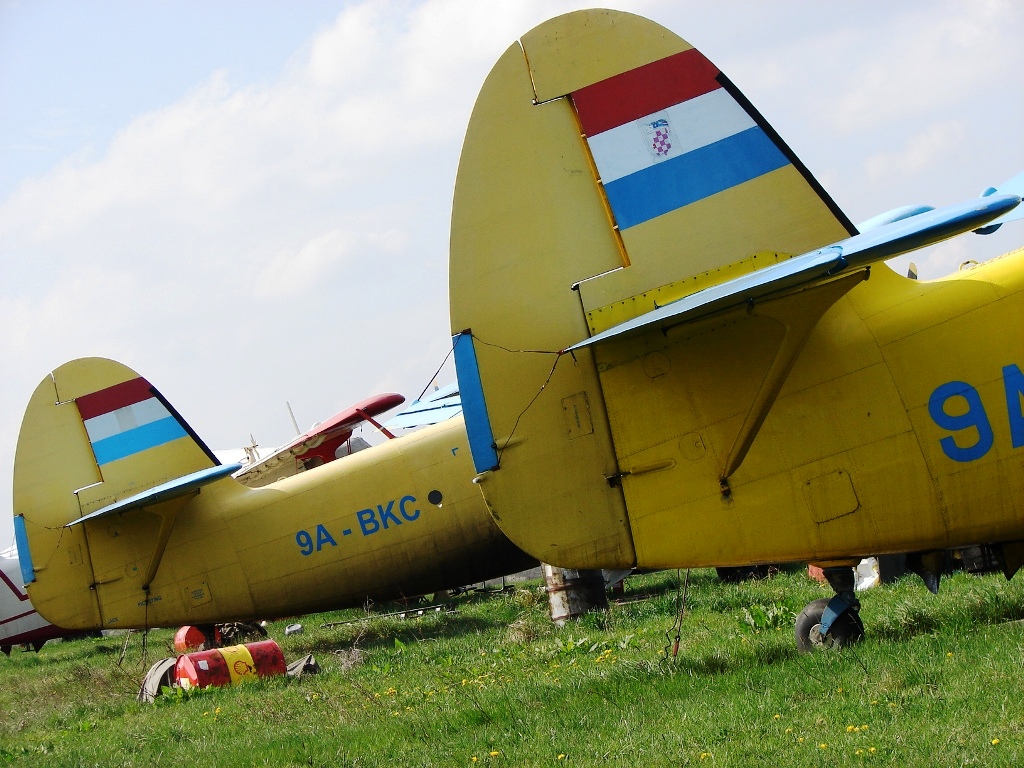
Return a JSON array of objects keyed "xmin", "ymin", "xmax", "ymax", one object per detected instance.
[
  {"xmin": 826, "ymin": 0, "xmax": 1015, "ymax": 133},
  {"xmin": 253, "ymin": 229, "xmax": 354, "ymax": 299},
  {"xmin": 864, "ymin": 121, "xmax": 968, "ymax": 182}
]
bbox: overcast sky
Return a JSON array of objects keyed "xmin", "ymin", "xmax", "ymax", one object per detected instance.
[{"xmin": 1, "ymin": 0, "xmax": 1022, "ymax": 550}]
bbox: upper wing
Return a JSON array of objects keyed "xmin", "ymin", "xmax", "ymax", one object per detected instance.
[
  {"xmin": 234, "ymin": 392, "xmax": 405, "ymax": 487},
  {"xmin": 384, "ymin": 382, "xmax": 463, "ymax": 430}
]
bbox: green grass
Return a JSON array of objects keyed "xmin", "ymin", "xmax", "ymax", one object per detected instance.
[{"xmin": 2, "ymin": 568, "xmax": 1023, "ymax": 766}]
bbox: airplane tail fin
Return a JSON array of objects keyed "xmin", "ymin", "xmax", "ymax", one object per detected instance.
[
  {"xmin": 448, "ymin": 10, "xmax": 1017, "ymax": 570},
  {"xmin": 13, "ymin": 358, "xmax": 227, "ymax": 629}
]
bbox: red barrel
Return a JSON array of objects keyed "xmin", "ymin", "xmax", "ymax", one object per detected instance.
[
  {"xmin": 175, "ymin": 639, "xmax": 286, "ymax": 690},
  {"xmin": 172, "ymin": 625, "xmax": 207, "ymax": 652}
]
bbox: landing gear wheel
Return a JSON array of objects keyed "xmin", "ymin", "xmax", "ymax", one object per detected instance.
[{"xmin": 795, "ymin": 597, "xmax": 865, "ymax": 652}]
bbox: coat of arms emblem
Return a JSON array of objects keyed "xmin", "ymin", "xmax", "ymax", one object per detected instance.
[{"xmin": 644, "ymin": 117, "xmax": 673, "ymax": 159}]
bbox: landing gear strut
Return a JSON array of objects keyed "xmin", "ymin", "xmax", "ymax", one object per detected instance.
[{"xmin": 795, "ymin": 566, "xmax": 865, "ymax": 652}]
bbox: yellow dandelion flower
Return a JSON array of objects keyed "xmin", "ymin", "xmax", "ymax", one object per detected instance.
[
  {"xmin": 847, "ymin": 726, "xmax": 856, "ymax": 733},
  {"xmin": 871, "ymin": 700, "xmax": 878, "ymax": 705},
  {"xmin": 819, "ymin": 743, "xmax": 828, "ymax": 749},
  {"xmin": 215, "ymin": 707, "xmax": 221, "ymax": 714},
  {"xmin": 774, "ymin": 714, "xmax": 781, "ymax": 720},
  {"xmin": 797, "ymin": 737, "xmax": 804, "ymax": 743},
  {"xmin": 869, "ymin": 747, "xmax": 876, "ymax": 753},
  {"xmin": 855, "ymin": 749, "xmax": 864, "ymax": 756},
  {"xmin": 471, "ymin": 758, "xmax": 478, "ymax": 763},
  {"xmin": 699, "ymin": 753, "xmax": 711, "ymax": 761},
  {"xmin": 489, "ymin": 751, "xmax": 500, "ymax": 757},
  {"xmin": 992, "ymin": 739, "xmax": 1001, "ymax": 746},
  {"xmin": 947, "ymin": 652, "xmax": 953, "ymax": 657},
  {"xmin": 861, "ymin": 724, "xmax": 868, "ymax": 731},
  {"xmin": 785, "ymin": 728, "xmax": 793, "ymax": 734},
  {"xmin": 837, "ymin": 687, "xmax": 843, "ymax": 693},
  {"xmin": 557, "ymin": 755, "xmax": 566, "ymax": 761},
  {"xmin": 202, "ymin": 711, "xmax": 209, "ymax": 717}
]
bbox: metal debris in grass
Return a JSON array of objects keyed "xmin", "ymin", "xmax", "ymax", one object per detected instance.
[{"xmin": 320, "ymin": 603, "xmax": 457, "ymax": 628}]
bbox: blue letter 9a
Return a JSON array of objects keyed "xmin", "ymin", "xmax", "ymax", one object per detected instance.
[
  {"xmin": 296, "ymin": 530, "xmax": 314, "ymax": 556},
  {"xmin": 928, "ymin": 381, "xmax": 994, "ymax": 462}
]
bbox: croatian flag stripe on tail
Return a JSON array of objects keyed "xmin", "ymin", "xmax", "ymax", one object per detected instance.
[
  {"xmin": 77, "ymin": 378, "xmax": 188, "ymax": 466},
  {"xmin": 573, "ymin": 48, "xmax": 791, "ymax": 230}
]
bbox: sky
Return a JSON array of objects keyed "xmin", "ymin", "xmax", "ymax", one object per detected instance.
[{"xmin": 1, "ymin": 0, "xmax": 1022, "ymax": 550}]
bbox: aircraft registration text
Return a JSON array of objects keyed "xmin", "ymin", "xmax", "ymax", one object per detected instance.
[
  {"xmin": 294, "ymin": 495, "xmax": 422, "ymax": 556},
  {"xmin": 928, "ymin": 364, "xmax": 1024, "ymax": 463}
]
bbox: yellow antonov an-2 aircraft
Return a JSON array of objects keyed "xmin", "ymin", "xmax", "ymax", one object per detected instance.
[
  {"xmin": 11, "ymin": 367, "xmax": 535, "ymax": 632},
  {"xmin": 447, "ymin": 10, "xmax": 1023, "ymax": 649},
  {"xmin": 10, "ymin": 9, "xmax": 1023, "ymax": 652}
]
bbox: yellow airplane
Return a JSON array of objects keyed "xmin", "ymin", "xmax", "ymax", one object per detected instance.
[
  {"xmin": 12, "ymin": 363, "xmax": 534, "ymax": 632},
  {"xmin": 10, "ymin": 9, "xmax": 1023, "ymax": 652},
  {"xmin": 447, "ymin": 10, "xmax": 1023, "ymax": 649}
]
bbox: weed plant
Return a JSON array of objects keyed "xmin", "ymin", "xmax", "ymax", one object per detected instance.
[{"xmin": 1, "ymin": 568, "xmax": 1022, "ymax": 766}]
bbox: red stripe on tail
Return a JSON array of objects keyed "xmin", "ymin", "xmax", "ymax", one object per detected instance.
[
  {"xmin": 573, "ymin": 48, "xmax": 721, "ymax": 137},
  {"xmin": 75, "ymin": 378, "xmax": 154, "ymax": 420}
]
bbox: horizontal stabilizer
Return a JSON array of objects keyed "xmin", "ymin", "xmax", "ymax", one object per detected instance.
[
  {"xmin": 568, "ymin": 192, "xmax": 1020, "ymax": 351},
  {"xmin": 976, "ymin": 171, "xmax": 1024, "ymax": 233},
  {"xmin": 857, "ymin": 204, "xmax": 935, "ymax": 233},
  {"xmin": 66, "ymin": 463, "xmax": 241, "ymax": 527}
]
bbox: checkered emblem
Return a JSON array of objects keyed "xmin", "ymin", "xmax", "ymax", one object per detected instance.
[{"xmin": 644, "ymin": 118, "xmax": 673, "ymax": 158}]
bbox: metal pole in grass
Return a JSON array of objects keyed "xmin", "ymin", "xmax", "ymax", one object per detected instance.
[{"xmin": 542, "ymin": 564, "xmax": 608, "ymax": 625}]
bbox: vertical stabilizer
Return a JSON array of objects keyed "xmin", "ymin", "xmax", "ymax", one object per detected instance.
[
  {"xmin": 450, "ymin": 10, "xmax": 855, "ymax": 569},
  {"xmin": 14, "ymin": 358, "xmax": 221, "ymax": 628}
]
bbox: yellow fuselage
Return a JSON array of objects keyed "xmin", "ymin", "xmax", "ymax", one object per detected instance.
[
  {"xmin": 596, "ymin": 256, "xmax": 1024, "ymax": 569},
  {"xmin": 19, "ymin": 413, "xmax": 533, "ymax": 631}
]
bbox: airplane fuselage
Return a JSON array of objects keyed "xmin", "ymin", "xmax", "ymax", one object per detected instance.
[
  {"xmin": 600, "ymin": 256, "xmax": 1024, "ymax": 569},
  {"xmin": 20, "ymin": 413, "xmax": 534, "ymax": 631}
]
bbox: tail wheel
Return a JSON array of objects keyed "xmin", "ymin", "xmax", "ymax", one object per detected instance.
[{"xmin": 795, "ymin": 597, "xmax": 865, "ymax": 652}]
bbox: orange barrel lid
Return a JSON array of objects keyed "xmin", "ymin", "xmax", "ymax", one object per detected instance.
[{"xmin": 172, "ymin": 625, "xmax": 207, "ymax": 653}]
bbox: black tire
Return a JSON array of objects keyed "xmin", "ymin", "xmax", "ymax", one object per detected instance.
[{"xmin": 794, "ymin": 597, "xmax": 865, "ymax": 652}]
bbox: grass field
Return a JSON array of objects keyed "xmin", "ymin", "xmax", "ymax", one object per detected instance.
[{"xmin": 2, "ymin": 567, "xmax": 1023, "ymax": 767}]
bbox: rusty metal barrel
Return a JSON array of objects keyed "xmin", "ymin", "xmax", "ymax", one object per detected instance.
[{"xmin": 174, "ymin": 639, "xmax": 286, "ymax": 690}]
